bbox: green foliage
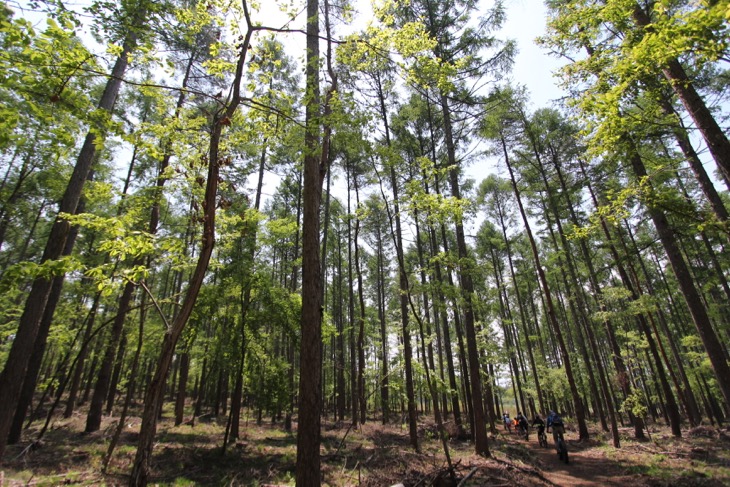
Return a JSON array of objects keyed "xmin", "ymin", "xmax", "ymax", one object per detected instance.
[
  {"xmin": 539, "ymin": 365, "xmax": 571, "ymax": 401},
  {"xmin": 0, "ymin": 256, "xmax": 82, "ymax": 292},
  {"xmin": 337, "ymin": 5, "xmax": 436, "ymax": 80},
  {"xmin": 403, "ymin": 157, "xmax": 466, "ymax": 225},
  {"xmin": 621, "ymin": 391, "xmax": 648, "ymax": 418},
  {"xmin": 540, "ymin": 0, "xmax": 729, "ymax": 154},
  {"xmin": 0, "ymin": 11, "xmax": 94, "ymax": 155}
]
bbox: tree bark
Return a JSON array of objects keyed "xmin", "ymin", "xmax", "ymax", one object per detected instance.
[
  {"xmin": 128, "ymin": 12, "xmax": 253, "ymax": 482},
  {"xmin": 295, "ymin": 0, "xmax": 327, "ymax": 482},
  {"xmin": 8, "ymin": 212, "xmax": 82, "ymax": 444},
  {"xmin": 174, "ymin": 352, "xmax": 190, "ymax": 426},
  {"xmin": 354, "ymin": 173, "xmax": 367, "ymax": 424},
  {"xmin": 86, "ymin": 283, "xmax": 134, "ymax": 432},
  {"xmin": 442, "ymin": 93, "xmax": 490, "ymax": 455}
]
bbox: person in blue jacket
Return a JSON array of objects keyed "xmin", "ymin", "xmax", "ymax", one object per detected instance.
[{"xmin": 547, "ymin": 410, "xmax": 565, "ymax": 445}]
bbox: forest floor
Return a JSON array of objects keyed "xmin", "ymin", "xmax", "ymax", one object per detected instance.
[{"xmin": 1, "ymin": 407, "xmax": 730, "ymax": 486}]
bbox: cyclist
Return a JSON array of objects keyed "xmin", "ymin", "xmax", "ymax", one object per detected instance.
[
  {"xmin": 516, "ymin": 412, "xmax": 529, "ymax": 437},
  {"xmin": 546, "ymin": 410, "xmax": 565, "ymax": 449},
  {"xmin": 532, "ymin": 414, "xmax": 546, "ymax": 445}
]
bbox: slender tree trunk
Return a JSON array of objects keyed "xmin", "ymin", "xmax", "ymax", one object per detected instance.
[
  {"xmin": 174, "ymin": 352, "xmax": 190, "ymax": 426},
  {"xmin": 411, "ymin": 264, "xmax": 454, "ymax": 470},
  {"xmin": 494, "ymin": 199, "xmax": 545, "ymax": 414},
  {"xmin": 373, "ymin": 71, "xmax": 418, "ymax": 451},
  {"xmin": 285, "ymin": 170, "xmax": 302, "ymax": 431},
  {"xmin": 63, "ymin": 292, "xmax": 101, "ymax": 418},
  {"xmin": 332, "ymin": 230, "xmax": 347, "ymax": 420},
  {"xmin": 129, "ymin": 13, "xmax": 253, "ymax": 482},
  {"xmin": 295, "ymin": 0, "xmax": 330, "ymax": 481},
  {"xmin": 354, "ymin": 174, "xmax": 367, "ymax": 424},
  {"xmin": 501, "ymin": 132, "xmax": 589, "ymax": 440},
  {"xmin": 656, "ymin": 95, "xmax": 730, "ymax": 239},
  {"xmin": 0, "ymin": 32, "xmax": 137, "ymax": 458},
  {"xmin": 194, "ymin": 356, "xmax": 208, "ymax": 419},
  {"xmin": 423, "ymin": 103, "xmax": 464, "ymax": 432},
  {"xmin": 619, "ymin": 222, "xmax": 689, "ymax": 435},
  {"xmin": 428, "ymin": 226, "xmax": 465, "ymax": 435},
  {"xmin": 580, "ymin": 159, "xmax": 648, "ymax": 438},
  {"xmin": 82, "ymin": 333, "xmax": 104, "ymax": 405},
  {"xmin": 436, "ymin": 191, "xmax": 473, "ymax": 432},
  {"xmin": 534, "ymin": 173, "xmax": 619, "ymax": 444},
  {"xmin": 335, "ymin": 257, "xmax": 346, "ymax": 421},
  {"xmin": 9, "ymin": 216, "xmax": 81, "ymax": 444},
  {"xmin": 375, "ymin": 225, "xmax": 389, "ymax": 424},
  {"xmin": 106, "ymin": 334, "xmax": 128, "ymax": 413},
  {"xmin": 490, "ymin": 248, "xmax": 527, "ymax": 418},
  {"xmin": 103, "ymin": 290, "xmax": 148, "ymax": 470},
  {"xmin": 13, "ymin": 202, "xmax": 45, "ymax": 266},
  {"xmin": 228, "ymin": 304, "xmax": 247, "ymax": 441},
  {"xmin": 0, "ymin": 155, "xmax": 35, "ymax": 252},
  {"xmin": 131, "ymin": 134, "xmax": 221, "ymax": 484},
  {"xmin": 414, "ymin": 214, "xmax": 441, "ymax": 419},
  {"xmin": 389, "ymin": 165, "xmax": 419, "ymax": 450},
  {"xmin": 87, "ymin": 283, "xmax": 134, "ymax": 432},
  {"xmin": 345, "ymin": 167, "xmax": 359, "ymax": 426},
  {"xmin": 440, "ymin": 93, "xmax": 490, "ymax": 455},
  {"xmin": 229, "ymin": 132, "xmax": 268, "ymax": 441},
  {"xmin": 625, "ymin": 138, "xmax": 730, "ymax": 415}
]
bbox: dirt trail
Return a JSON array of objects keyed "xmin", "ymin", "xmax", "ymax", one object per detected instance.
[
  {"xmin": 509, "ymin": 434, "xmax": 637, "ymax": 487},
  {"xmin": 533, "ymin": 442, "xmax": 625, "ymax": 486}
]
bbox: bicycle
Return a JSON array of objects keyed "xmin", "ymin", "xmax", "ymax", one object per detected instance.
[
  {"xmin": 537, "ymin": 427, "xmax": 548, "ymax": 448},
  {"xmin": 554, "ymin": 430, "xmax": 569, "ymax": 464},
  {"xmin": 518, "ymin": 422, "xmax": 529, "ymax": 441}
]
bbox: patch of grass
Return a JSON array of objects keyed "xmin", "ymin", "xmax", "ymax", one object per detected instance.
[
  {"xmin": 595, "ymin": 441, "xmax": 614, "ymax": 454},
  {"xmin": 114, "ymin": 443, "xmax": 136, "ymax": 455},
  {"xmin": 685, "ymin": 462, "xmax": 730, "ymax": 485},
  {"xmin": 169, "ymin": 477, "xmax": 198, "ymax": 486},
  {"xmin": 4, "ymin": 469, "xmax": 35, "ymax": 484},
  {"xmin": 644, "ymin": 453, "xmax": 671, "ymax": 477}
]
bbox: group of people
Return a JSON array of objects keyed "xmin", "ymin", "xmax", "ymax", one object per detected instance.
[
  {"xmin": 501, "ymin": 411, "xmax": 528, "ymax": 433},
  {"xmin": 502, "ymin": 410, "xmax": 565, "ymax": 444}
]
